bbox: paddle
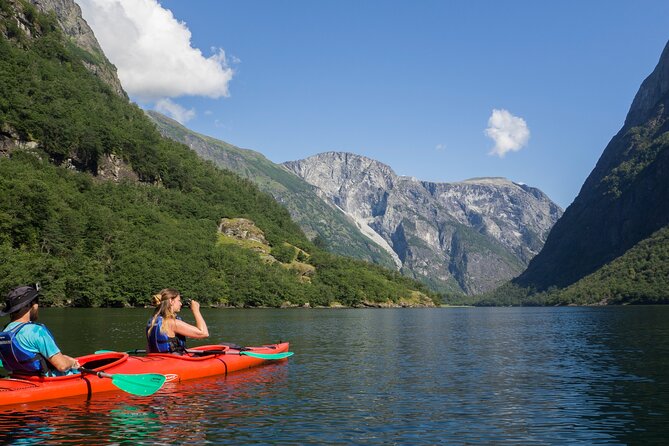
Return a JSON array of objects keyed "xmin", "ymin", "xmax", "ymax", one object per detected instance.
[
  {"xmin": 1, "ymin": 358, "xmax": 165, "ymax": 396},
  {"xmin": 79, "ymin": 367, "xmax": 166, "ymax": 397},
  {"xmin": 237, "ymin": 351, "xmax": 294, "ymax": 360},
  {"xmin": 94, "ymin": 349, "xmax": 294, "ymax": 360},
  {"xmin": 186, "ymin": 349, "xmax": 294, "ymax": 360}
]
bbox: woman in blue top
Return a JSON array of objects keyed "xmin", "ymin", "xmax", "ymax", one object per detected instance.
[{"xmin": 146, "ymin": 288, "xmax": 209, "ymax": 353}]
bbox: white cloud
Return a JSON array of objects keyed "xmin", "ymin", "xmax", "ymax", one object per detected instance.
[
  {"xmin": 435, "ymin": 143, "xmax": 446, "ymax": 151},
  {"xmin": 484, "ymin": 109, "xmax": 530, "ymax": 157},
  {"xmin": 155, "ymin": 98, "xmax": 195, "ymax": 124},
  {"xmin": 78, "ymin": 0, "xmax": 234, "ymax": 101}
]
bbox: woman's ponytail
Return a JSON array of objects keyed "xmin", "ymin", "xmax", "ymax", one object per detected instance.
[{"xmin": 149, "ymin": 288, "xmax": 181, "ymax": 335}]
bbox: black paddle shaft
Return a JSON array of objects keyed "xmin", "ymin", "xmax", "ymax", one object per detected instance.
[{"xmin": 80, "ymin": 367, "xmax": 112, "ymax": 378}]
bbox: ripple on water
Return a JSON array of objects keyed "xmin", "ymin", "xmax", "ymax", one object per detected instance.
[{"xmin": 1, "ymin": 307, "xmax": 668, "ymax": 444}]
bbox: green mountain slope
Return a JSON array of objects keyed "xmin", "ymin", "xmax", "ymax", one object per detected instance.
[
  {"xmin": 551, "ymin": 226, "xmax": 669, "ymax": 305},
  {"xmin": 146, "ymin": 110, "xmax": 398, "ymax": 269},
  {"xmin": 0, "ymin": 0, "xmax": 437, "ymax": 307},
  {"xmin": 496, "ymin": 40, "xmax": 669, "ymax": 305}
]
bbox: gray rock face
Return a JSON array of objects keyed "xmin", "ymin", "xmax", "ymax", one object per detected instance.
[
  {"xmin": 28, "ymin": 0, "xmax": 126, "ymax": 97},
  {"xmin": 626, "ymin": 42, "xmax": 669, "ymax": 128},
  {"xmin": 284, "ymin": 152, "xmax": 562, "ymax": 294},
  {"xmin": 146, "ymin": 111, "xmax": 400, "ymax": 270}
]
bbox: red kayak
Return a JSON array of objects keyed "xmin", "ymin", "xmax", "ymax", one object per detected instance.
[{"xmin": 0, "ymin": 342, "xmax": 290, "ymax": 406}]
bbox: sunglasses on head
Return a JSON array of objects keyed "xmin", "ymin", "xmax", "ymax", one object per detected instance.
[{"xmin": 33, "ymin": 283, "xmax": 41, "ymax": 305}]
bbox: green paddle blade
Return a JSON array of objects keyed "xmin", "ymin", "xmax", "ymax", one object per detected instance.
[
  {"xmin": 240, "ymin": 351, "xmax": 294, "ymax": 360},
  {"xmin": 110, "ymin": 373, "xmax": 166, "ymax": 397}
]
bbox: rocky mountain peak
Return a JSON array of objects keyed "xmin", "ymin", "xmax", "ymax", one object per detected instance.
[
  {"xmin": 626, "ymin": 41, "xmax": 669, "ymax": 127},
  {"xmin": 285, "ymin": 152, "xmax": 397, "ymax": 201},
  {"xmin": 284, "ymin": 151, "xmax": 562, "ymax": 295}
]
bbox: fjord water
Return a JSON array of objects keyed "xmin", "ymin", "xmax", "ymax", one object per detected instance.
[{"xmin": 1, "ymin": 307, "xmax": 667, "ymax": 445}]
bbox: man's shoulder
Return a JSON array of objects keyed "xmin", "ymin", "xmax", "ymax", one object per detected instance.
[
  {"xmin": 14, "ymin": 322, "xmax": 59, "ymax": 356},
  {"xmin": 14, "ymin": 322, "xmax": 50, "ymax": 337}
]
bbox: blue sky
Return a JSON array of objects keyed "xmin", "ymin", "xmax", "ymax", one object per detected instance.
[{"xmin": 78, "ymin": 1, "xmax": 669, "ymax": 209}]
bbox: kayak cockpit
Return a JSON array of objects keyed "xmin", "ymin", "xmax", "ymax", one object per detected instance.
[
  {"xmin": 78, "ymin": 352, "xmax": 129, "ymax": 371},
  {"xmin": 8, "ymin": 352, "xmax": 129, "ymax": 382}
]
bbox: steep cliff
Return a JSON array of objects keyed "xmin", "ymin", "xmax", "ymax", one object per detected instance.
[
  {"xmin": 514, "ymin": 40, "xmax": 669, "ymax": 292},
  {"xmin": 284, "ymin": 152, "xmax": 562, "ymax": 294},
  {"xmin": 28, "ymin": 0, "xmax": 125, "ymax": 97}
]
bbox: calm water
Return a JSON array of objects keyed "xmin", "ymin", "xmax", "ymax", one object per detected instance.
[{"xmin": 1, "ymin": 306, "xmax": 668, "ymax": 445}]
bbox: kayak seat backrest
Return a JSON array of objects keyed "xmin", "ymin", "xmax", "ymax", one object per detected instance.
[{"xmin": 219, "ymin": 342, "xmax": 244, "ymax": 350}]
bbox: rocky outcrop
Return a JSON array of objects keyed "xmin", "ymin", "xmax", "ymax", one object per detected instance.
[
  {"xmin": 218, "ymin": 218, "xmax": 268, "ymax": 245},
  {"xmin": 96, "ymin": 154, "xmax": 139, "ymax": 183},
  {"xmin": 0, "ymin": 123, "xmax": 38, "ymax": 156},
  {"xmin": 284, "ymin": 152, "xmax": 562, "ymax": 295},
  {"xmin": 28, "ymin": 0, "xmax": 126, "ymax": 97}
]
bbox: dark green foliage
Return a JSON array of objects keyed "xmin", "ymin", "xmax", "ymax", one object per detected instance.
[
  {"xmin": 312, "ymin": 235, "xmax": 328, "ymax": 250},
  {"xmin": 548, "ymin": 226, "xmax": 669, "ymax": 305},
  {"xmin": 480, "ymin": 225, "xmax": 669, "ymax": 306},
  {"xmin": 0, "ymin": 153, "xmax": 435, "ymax": 308},
  {"xmin": 296, "ymin": 250, "xmax": 308, "ymax": 262},
  {"xmin": 601, "ymin": 127, "xmax": 669, "ymax": 199},
  {"xmin": 308, "ymin": 251, "xmax": 441, "ymax": 306},
  {"xmin": 0, "ymin": 3, "xmax": 435, "ymax": 308},
  {"xmin": 0, "ymin": 10, "xmax": 307, "ymax": 247},
  {"xmin": 210, "ymin": 245, "xmax": 306, "ymax": 307},
  {"xmin": 472, "ymin": 282, "xmax": 545, "ymax": 306},
  {"xmin": 271, "ymin": 243, "xmax": 297, "ymax": 263}
]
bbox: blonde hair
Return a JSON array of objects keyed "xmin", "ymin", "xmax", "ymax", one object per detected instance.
[{"xmin": 148, "ymin": 288, "xmax": 180, "ymax": 336}]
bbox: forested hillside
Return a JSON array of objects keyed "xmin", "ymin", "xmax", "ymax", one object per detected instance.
[
  {"xmin": 475, "ymin": 226, "xmax": 669, "ymax": 306},
  {"xmin": 146, "ymin": 110, "xmax": 399, "ymax": 270},
  {"xmin": 0, "ymin": 0, "xmax": 438, "ymax": 307},
  {"xmin": 481, "ymin": 40, "xmax": 669, "ymax": 306}
]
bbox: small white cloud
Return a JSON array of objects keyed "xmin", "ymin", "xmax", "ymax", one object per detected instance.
[
  {"xmin": 78, "ymin": 0, "xmax": 234, "ymax": 100},
  {"xmin": 484, "ymin": 109, "xmax": 530, "ymax": 157},
  {"xmin": 155, "ymin": 98, "xmax": 195, "ymax": 124},
  {"xmin": 435, "ymin": 144, "xmax": 446, "ymax": 151}
]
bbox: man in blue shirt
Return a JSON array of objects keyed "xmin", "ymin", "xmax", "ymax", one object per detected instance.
[{"xmin": 0, "ymin": 285, "xmax": 80, "ymax": 376}]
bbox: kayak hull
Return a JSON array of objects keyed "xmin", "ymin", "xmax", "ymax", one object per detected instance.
[{"xmin": 0, "ymin": 342, "xmax": 289, "ymax": 406}]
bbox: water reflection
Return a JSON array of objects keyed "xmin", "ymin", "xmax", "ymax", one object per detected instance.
[
  {"xmin": 108, "ymin": 406, "xmax": 161, "ymax": 444},
  {"xmin": 0, "ymin": 413, "xmax": 56, "ymax": 445},
  {"xmin": 0, "ymin": 362, "xmax": 288, "ymax": 445},
  {"xmin": 1, "ymin": 307, "xmax": 668, "ymax": 444}
]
